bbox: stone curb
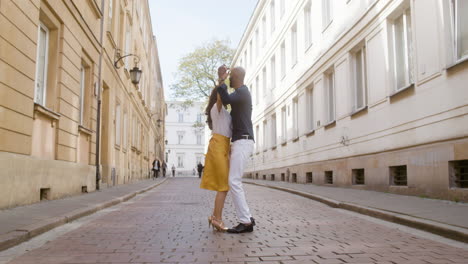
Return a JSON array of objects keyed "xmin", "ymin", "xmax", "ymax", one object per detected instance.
[
  {"xmin": 245, "ymin": 181, "xmax": 468, "ymax": 243},
  {"xmin": 0, "ymin": 178, "xmax": 168, "ymax": 252}
]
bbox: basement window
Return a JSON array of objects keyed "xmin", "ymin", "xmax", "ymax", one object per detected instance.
[
  {"xmin": 449, "ymin": 160, "xmax": 468, "ymax": 188},
  {"xmin": 292, "ymin": 173, "xmax": 297, "ymax": 183},
  {"xmin": 306, "ymin": 172, "xmax": 313, "ymax": 183},
  {"xmin": 82, "ymin": 186, "xmax": 88, "ymax": 193},
  {"xmin": 352, "ymin": 169, "xmax": 365, "ymax": 185},
  {"xmin": 40, "ymin": 188, "xmax": 50, "ymax": 201},
  {"xmin": 263, "ymin": 174, "xmax": 266, "ymax": 180},
  {"xmin": 390, "ymin": 165, "xmax": 407, "ymax": 186},
  {"xmin": 271, "ymin": 174, "xmax": 275, "ymax": 181},
  {"xmin": 281, "ymin": 173, "xmax": 285, "ymax": 181},
  {"xmin": 325, "ymin": 171, "xmax": 333, "ymax": 184}
]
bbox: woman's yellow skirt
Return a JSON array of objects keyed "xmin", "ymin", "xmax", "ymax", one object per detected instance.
[{"xmin": 200, "ymin": 133, "xmax": 230, "ymax": 192}]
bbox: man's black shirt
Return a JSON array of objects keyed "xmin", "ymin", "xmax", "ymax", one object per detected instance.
[{"xmin": 217, "ymin": 84, "xmax": 255, "ymax": 142}]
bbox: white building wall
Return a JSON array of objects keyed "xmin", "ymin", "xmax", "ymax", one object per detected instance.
[
  {"xmin": 232, "ymin": 0, "xmax": 468, "ymax": 201},
  {"xmin": 165, "ymin": 102, "xmax": 206, "ymax": 176}
]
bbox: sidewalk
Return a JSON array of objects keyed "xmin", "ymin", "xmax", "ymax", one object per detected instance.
[
  {"xmin": 244, "ymin": 179, "xmax": 468, "ymax": 243},
  {"xmin": 0, "ymin": 178, "xmax": 167, "ymax": 251}
]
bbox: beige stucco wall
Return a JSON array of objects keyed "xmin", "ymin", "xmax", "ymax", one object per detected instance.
[{"xmin": 0, "ymin": 0, "xmax": 165, "ymax": 208}]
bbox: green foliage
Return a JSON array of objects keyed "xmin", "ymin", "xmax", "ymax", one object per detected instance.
[{"xmin": 170, "ymin": 39, "xmax": 234, "ymax": 104}]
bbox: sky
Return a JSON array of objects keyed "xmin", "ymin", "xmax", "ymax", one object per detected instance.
[{"xmin": 149, "ymin": 0, "xmax": 258, "ymax": 100}]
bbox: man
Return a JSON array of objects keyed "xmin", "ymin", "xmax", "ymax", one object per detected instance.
[
  {"xmin": 197, "ymin": 162, "xmax": 204, "ymax": 178},
  {"xmin": 162, "ymin": 161, "xmax": 167, "ymax": 177},
  {"xmin": 152, "ymin": 159, "xmax": 160, "ymax": 179},
  {"xmin": 217, "ymin": 65, "xmax": 256, "ymax": 233},
  {"xmin": 172, "ymin": 164, "xmax": 176, "ymax": 177}
]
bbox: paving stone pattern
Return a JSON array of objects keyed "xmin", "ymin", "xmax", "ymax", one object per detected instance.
[{"xmin": 7, "ymin": 178, "xmax": 468, "ymax": 264}]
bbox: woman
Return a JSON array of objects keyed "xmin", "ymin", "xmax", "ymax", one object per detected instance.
[{"xmin": 199, "ymin": 87, "xmax": 232, "ymax": 232}]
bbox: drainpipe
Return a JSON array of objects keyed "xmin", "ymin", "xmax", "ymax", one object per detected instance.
[{"xmin": 95, "ymin": 0, "xmax": 105, "ymax": 190}]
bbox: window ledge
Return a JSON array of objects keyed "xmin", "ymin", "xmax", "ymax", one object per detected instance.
[
  {"xmin": 292, "ymin": 136, "xmax": 300, "ymax": 142},
  {"xmin": 78, "ymin": 125, "xmax": 94, "ymax": 136},
  {"xmin": 263, "ymin": 149, "xmax": 268, "ymax": 152},
  {"xmin": 305, "ymin": 130, "xmax": 315, "ymax": 137},
  {"xmin": 281, "ymin": 141, "xmax": 287, "ymax": 146},
  {"xmin": 33, "ymin": 103, "xmax": 61, "ymax": 121},
  {"xmin": 446, "ymin": 56, "xmax": 468, "ymax": 71},
  {"xmin": 389, "ymin": 83, "xmax": 414, "ymax": 98},
  {"xmin": 255, "ymin": 151, "xmax": 260, "ymax": 155},
  {"xmin": 350, "ymin": 106, "xmax": 368, "ymax": 117},
  {"xmin": 115, "ymin": 145, "xmax": 121, "ymax": 151},
  {"xmin": 271, "ymin": 145, "xmax": 277, "ymax": 150},
  {"xmin": 324, "ymin": 120, "xmax": 336, "ymax": 129}
]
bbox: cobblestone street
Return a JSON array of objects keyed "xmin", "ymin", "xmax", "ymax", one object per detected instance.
[{"xmin": 5, "ymin": 178, "xmax": 468, "ymax": 264}]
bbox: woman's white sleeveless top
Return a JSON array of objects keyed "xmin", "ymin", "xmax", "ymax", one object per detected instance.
[{"xmin": 210, "ymin": 104, "xmax": 232, "ymax": 138}]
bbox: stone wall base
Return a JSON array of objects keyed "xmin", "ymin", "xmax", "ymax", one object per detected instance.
[
  {"xmin": 0, "ymin": 152, "xmax": 96, "ymax": 209},
  {"xmin": 245, "ymin": 138, "xmax": 468, "ymax": 202}
]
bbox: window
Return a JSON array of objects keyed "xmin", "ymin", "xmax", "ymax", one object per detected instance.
[
  {"xmin": 253, "ymin": 81, "xmax": 258, "ymax": 105},
  {"xmin": 255, "ymin": 29, "xmax": 260, "ymax": 57},
  {"xmin": 249, "ymin": 40, "xmax": 253, "ymax": 66},
  {"xmin": 262, "ymin": 67, "xmax": 267, "ymax": 96},
  {"xmin": 178, "ymin": 112, "xmax": 184, "ymax": 123},
  {"xmin": 280, "ymin": 0, "xmax": 285, "ymax": 18},
  {"xmin": 196, "ymin": 134, "xmax": 202, "ymax": 145},
  {"xmin": 244, "ymin": 50, "xmax": 248, "ymax": 70},
  {"xmin": 352, "ymin": 169, "xmax": 365, "ymax": 185},
  {"xmin": 322, "ymin": 0, "xmax": 333, "ymax": 30},
  {"xmin": 291, "ymin": 24, "xmax": 298, "ymax": 66},
  {"xmin": 392, "ymin": 8, "xmax": 413, "ymax": 90},
  {"xmin": 449, "ymin": 160, "xmax": 468, "ymax": 188},
  {"xmin": 197, "ymin": 113, "xmax": 202, "ymax": 122},
  {"xmin": 292, "ymin": 98, "xmax": 298, "ymax": 138},
  {"xmin": 177, "ymin": 131, "xmax": 184, "ymax": 144},
  {"xmin": 177, "ymin": 154, "xmax": 184, "ymax": 168},
  {"xmin": 255, "ymin": 125, "xmax": 260, "ymax": 152},
  {"xmin": 306, "ymin": 172, "xmax": 313, "ymax": 183},
  {"xmin": 304, "ymin": 2, "xmax": 312, "ymax": 49},
  {"xmin": 256, "ymin": 76, "xmax": 260, "ymax": 104},
  {"xmin": 390, "ymin": 165, "xmax": 407, "ymax": 186},
  {"xmin": 281, "ymin": 106, "xmax": 287, "ymax": 142},
  {"xmin": 306, "ymin": 86, "xmax": 314, "ymax": 131},
  {"xmin": 353, "ymin": 46, "xmax": 367, "ymax": 110},
  {"xmin": 263, "ymin": 120, "xmax": 267, "ymax": 150},
  {"xmin": 325, "ymin": 171, "xmax": 333, "ymax": 184},
  {"xmin": 452, "ymin": 0, "xmax": 468, "ymax": 60},
  {"xmin": 325, "ymin": 70, "xmax": 335, "ymax": 123},
  {"xmin": 281, "ymin": 41, "xmax": 286, "ymax": 78},
  {"xmin": 108, "ymin": 0, "xmax": 114, "ymax": 31},
  {"xmin": 271, "ymin": 114, "xmax": 277, "ymax": 147},
  {"xmin": 34, "ymin": 23, "xmax": 49, "ymax": 106},
  {"xmin": 79, "ymin": 64, "xmax": 87, "ymax": 125},
  {"xmin": 270, "ymin": 0, "xmax": 276, "ymax": 33},
  {"xmin": 123, "ymin": 112, "xmax": 128, "ymax": 150},
  {"xmin": 124, "ymin": 18, "xmax": 132, "ymax": 69},
  {"xmin": 270, "ymin": 56, "xmax": 276, "ymax": 89},
  {"xmin": 115, "ymin": 104, "xmax": 121, "ymax": 146},
  {"xmin": 262, "ymin": 15, "xmax": 267, "ymax": 47}
]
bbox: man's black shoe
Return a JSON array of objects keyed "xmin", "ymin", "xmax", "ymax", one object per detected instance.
[
  {"xmin": 250, "ymin": 217, "xmax": 256, "ymax": 226},
  {"xmin": 227, "ymin": 223, "xmax": 254, "ymax": 233}
]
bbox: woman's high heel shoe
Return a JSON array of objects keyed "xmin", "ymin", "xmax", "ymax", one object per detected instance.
[
  {"xmin": 208, "ymin": 215, "xmax": 215, "ymax": 228},
  {"xmin": 211, "ymin": 218, "xmax": 228, "ymax": 232}
]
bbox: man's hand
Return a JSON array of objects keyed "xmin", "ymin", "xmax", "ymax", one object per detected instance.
[{"xmin": 218, "ymin": 64, "xmax": 229, "ymax": 84}]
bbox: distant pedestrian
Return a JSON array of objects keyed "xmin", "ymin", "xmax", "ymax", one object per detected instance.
[
  {"xmin": 152, "ymin": 159, "xmax": 160, "ymax": 179},
  {"xmin": 162, "ymin": 162, "xmax": 167, "ymax": 177},
  {"xmin": 172, "ymin": 164, "xmax": 176, "ymax": 177},
  {"xmin": 197, "ymin": 162, "xmax": 204, "ymax": 178}
]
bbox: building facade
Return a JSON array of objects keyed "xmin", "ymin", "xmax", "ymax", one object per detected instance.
[
  {"xmin": 233, "ymin": 0, "xmax": 468, "ymax": 201},
  {"xmin": 0, "ymin": 0, "xmax": 165, "ymax": 209},
  {"xmin": 165, "ymin": 101, "xmax": 205, "ymax": 176}
]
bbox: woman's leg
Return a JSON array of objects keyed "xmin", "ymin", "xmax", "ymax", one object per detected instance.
[{"xmin": 213, "ymin": 191, "xmax": 228, "ymax": 219}]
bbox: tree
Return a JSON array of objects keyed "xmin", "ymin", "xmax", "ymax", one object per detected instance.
[{"xmin": 171, "ymin": 39, "xmax": 234, "ymax": 104}]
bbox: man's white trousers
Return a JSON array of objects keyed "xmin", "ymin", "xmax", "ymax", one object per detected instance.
[{"xmin": 228, "ymin": 139, "xmax": 254, "ymax": 224}]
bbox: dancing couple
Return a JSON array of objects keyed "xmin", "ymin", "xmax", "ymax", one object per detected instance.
[{"xmin": 199, "ymin": 65, "xmax": 256, "ymax": 233}]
